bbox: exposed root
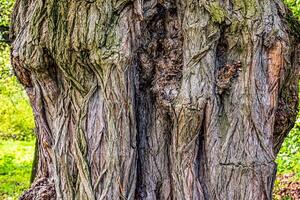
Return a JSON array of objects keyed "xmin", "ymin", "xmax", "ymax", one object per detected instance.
[{"xmin": 20, "ymin": 178, "xmax": 56, "ymax": 200}]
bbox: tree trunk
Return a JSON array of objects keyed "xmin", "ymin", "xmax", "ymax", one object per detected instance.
[{"xmin": 10, "ymin": 0, "xmax": 299, "ymax": 199}]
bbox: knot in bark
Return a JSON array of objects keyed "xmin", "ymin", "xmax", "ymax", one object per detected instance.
[{"xmin": 216, "ymin": 61, "xmax": 242, "ymax": 94}]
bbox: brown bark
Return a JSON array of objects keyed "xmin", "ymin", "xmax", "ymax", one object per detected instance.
[{"xmin": 10, "ymin": 0, "xmax": 299, "ymax": 199}]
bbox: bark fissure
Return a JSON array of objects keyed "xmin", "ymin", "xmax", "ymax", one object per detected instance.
[{"xmin": 135, "ymin": 1, "xmax": 183, "ymax": 198}]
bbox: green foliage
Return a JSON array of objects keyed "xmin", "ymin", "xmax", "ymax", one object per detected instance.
[
  {"xmin": 0, "ymin": 0, "xmax": 14, "ymax": 43},
  {"xmin": 0, "ymin": 0, "xmax": 34, "ymax": 141},
  {"xmin": 0, "ymin": 139, "xmax": 35, "ymax": 199},
  {"xmin": 0, "ymin": 0, "xmax": 13, "ymax": 27},
  {"xmin": 276, "ymin": 119, "xmax": 300, "ymax": 178},
  {"xmin": 0, "ymin": 45, "xmax": 35, "ymax": 140},
  {"xmin": 285, "ymin": 0, "xmax": 300, "ymax": 19}
]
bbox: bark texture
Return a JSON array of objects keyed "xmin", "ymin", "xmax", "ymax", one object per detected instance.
[{"xmin": 10, "ymin": 0, "xmax": 300, "ymax": 199}]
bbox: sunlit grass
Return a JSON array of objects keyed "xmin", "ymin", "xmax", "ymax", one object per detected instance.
[
  {"xmin": 0, "ymin": 139, "xmax": 35, "ymax": 199},
  {"xmin": 276, "ymin": 119, "xmax": 300, "ymax": 179}
]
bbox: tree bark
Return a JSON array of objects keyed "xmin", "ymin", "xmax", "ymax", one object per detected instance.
[{"xmin": 10, "ymin": 0, "xmax": 299, "ymax": 199}]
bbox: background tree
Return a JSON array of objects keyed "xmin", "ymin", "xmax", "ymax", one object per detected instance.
[{"xmin": 10, "ymin": 0, "xmax": 300, "ymax": 199}]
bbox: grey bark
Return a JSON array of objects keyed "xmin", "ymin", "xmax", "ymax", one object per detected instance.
[{"xmin": 10, "ymin": 0, "xmax": 299, "ymax": 199}]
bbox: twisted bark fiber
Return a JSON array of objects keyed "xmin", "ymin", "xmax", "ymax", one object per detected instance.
[{"xmin": 10, "ymin": 0, "xmax": 299, "ymax": 199}]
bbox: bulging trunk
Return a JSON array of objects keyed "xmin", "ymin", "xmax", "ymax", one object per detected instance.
[{"xmin": 10, "ymin": 0, "xmax": 299, "ymax": 199}]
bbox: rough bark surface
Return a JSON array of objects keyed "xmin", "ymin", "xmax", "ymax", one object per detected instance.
[{"xmin": 10, "ymin": 0, "xmax": 300, "ymax": 199}]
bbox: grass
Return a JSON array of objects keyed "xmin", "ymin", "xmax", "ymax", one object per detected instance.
[
  {"xmin": 276, "ymin": 120, "xmax": 300, "ymax": 179},
  {"xmin": 0, "ymin": 139, "xmax": 35, "ymax": 200},
  {"xmin": 273, "ymin": 123, "xmax": 300, "ymax": 200}
]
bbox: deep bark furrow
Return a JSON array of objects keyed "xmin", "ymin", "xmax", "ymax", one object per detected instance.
[{"xmin": 135, "ymin": 1, "xmax": 183, "ymax": 199}]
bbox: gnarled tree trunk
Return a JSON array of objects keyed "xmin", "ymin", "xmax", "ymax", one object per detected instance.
[{"xmin": 10, "ymin": 0, "xmax": 299, "ymax": 199}]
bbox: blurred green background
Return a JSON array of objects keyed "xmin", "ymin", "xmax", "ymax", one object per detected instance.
[{"xmin": 0, "ymin": 0, "xmax": 299, "ymax": 199}]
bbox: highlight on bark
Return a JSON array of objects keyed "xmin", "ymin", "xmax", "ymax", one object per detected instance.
[{"xmin": 10, "ymin": 0, "xmax": 300, "ymax": 199}]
